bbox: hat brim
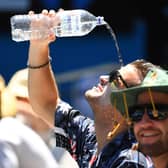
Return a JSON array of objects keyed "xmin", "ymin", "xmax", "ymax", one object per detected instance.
[{"xmin": 111, "ymin": 85, "xmax": 168, "ymax": 116}]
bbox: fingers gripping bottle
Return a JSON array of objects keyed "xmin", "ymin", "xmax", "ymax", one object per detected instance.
[{"xmin": 10, "ymin": 9, "xmax": 107, "ymax": 42}]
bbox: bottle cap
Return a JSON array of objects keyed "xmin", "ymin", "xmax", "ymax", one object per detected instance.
[{"xmin": 97, "ymin": 16, "xmax": 106, "ymax": 25}]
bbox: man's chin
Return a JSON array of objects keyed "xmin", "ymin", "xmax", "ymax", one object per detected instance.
[
  {"xmin": 84, "ymin": 90, "xmax": 93, "ymax": 99},
  {"xmin": 139, "ymin": 143, "xmax": 165, "ymax": 157},
  {"xmin": 85, "ymin": 90, "xmax": 102, "ymax": 99}
]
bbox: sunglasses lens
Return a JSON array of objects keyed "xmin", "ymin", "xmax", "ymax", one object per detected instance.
[
  {"xmin": 109, "ymin": 70, "xmax": 128, "ymax": 88},
  {"xmin": 148, "ymin": 107, "xmax": 168, "ymax": 120},
  {"xmin": 129, "ymin": 108, "xmax": 144, "ymax": 122},
  {"xmin": 129, "ymin": 104, "xmax": 168, "ymax": 122}
]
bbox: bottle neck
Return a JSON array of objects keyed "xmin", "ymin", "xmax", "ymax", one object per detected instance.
[{"xmin": 96, "ymin": 16, "xmax": 106, "ymax": 25}]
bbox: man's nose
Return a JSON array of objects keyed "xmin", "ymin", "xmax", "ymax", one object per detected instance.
[
  {"xmin": 140, "ymin": 111, "xmax": 153, "ymax": 124},
  {"xmin": 99, "ymin": 75, "xmax": 109, "ymax": 85}
]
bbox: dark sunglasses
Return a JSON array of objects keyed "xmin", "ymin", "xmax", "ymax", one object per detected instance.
[
  {"xmin": 109, "ymin": 69, "xmax": 129, "ymax": 88},
  {"xmin": 129, "ymin": 104, "xmax": 168, "ymax": 122}
]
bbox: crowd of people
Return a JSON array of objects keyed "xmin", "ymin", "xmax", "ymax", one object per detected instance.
[{"xmin": 0, "ymin": 8, "xmax": 167, "ymax": 168}]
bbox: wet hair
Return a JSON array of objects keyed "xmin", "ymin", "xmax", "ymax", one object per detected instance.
[
  {"xmin": 109, "ymin": 59, "xmax": 162, "ymax": 89},
  {"xmin": 130, "ymin": 59, "xmax": 161, "ymax": 78}
]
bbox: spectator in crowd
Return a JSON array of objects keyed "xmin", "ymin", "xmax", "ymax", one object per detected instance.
[
  {"xmin": 27, "ymin": 9, "xmax": 154, "ymax": 167},
  {"xmin": 5, "ymin": 68, "xmax": 79, "ymax": 168},
  {"xmin": 110, "ymin": 65, "xmax": 168, "ymax": 168},
  {"xmin": 0, "ymin": 75, "xmax": 59, "ymax": 168},
  {"xmin": 87, "ymin": 59, "xmax": 155, "ymax": 167},
  {"xmin": 7, "ymin": 68, "xmax": 54, "ymax": 145}
]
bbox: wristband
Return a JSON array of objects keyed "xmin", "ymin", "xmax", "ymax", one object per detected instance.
[{"xmin": 27, "ymin": 57, "xmax": 51, "ymax": 69}]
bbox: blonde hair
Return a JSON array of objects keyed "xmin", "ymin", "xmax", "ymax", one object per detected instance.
[
  {"xmin": 7, "ymin": 68, "xmax": 28, "ymax": 98},
  {"xmin": 130, "ymin": 59, "xmax": 160, "ymax": 78},
  {"xmin": 0, "ymin": 75, "xmax": 17, "ymax": 118}
]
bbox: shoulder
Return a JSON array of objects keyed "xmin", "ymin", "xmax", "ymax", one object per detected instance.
[
  {"xmin": 0, "ymin": 141, "xmax": 19, "ymax": 168},
  {"xmin": 56, "ymin": 100, "xmax": 80, "ymax": 119},
  {"xmin": 0, "ymin": 117, "xmax": 59, "ymax": 168},
  {"xmin": 55, "ymin": 99, "xmax": 94, "ymax": 126}
]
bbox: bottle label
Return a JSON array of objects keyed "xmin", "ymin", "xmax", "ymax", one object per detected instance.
[{"xmin": 62, "ymin": 15, "xmax": 80, "ymax": 33}]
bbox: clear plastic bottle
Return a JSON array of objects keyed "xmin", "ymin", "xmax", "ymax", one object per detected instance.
[{"xmin": 10, "ymin": 9, "xmax": 107, "ymax": 42}]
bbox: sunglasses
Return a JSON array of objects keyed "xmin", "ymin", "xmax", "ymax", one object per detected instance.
[
  {"xmin": 109, "ymin": 69, "xmax": 129, "ymax": 88},
  {"xmin": 129, "ymin": 104, "xmax": 168, "ymax": 122}
]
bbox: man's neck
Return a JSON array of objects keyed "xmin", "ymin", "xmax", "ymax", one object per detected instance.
[
  {"xmin": 94, "ymin": 113, "xmax": 127, "ymax": 152},
  {"xmin": 152, "ymin": 153, "xmax": 168, "ymax": 168}
]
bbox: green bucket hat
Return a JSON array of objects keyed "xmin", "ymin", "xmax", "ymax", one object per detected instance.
[{"xmin": 110, "ymin": 67, "xmax": 168, "ymax": 117}]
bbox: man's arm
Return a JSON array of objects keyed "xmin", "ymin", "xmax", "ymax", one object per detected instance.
[{"xmin": 27, "ymin": 10, "xmax": 60, "ymax": 127}]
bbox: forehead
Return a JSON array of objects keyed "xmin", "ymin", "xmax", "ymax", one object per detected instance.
[
  {"xmin": 119, "ymin": 64, "xmax": 143, "ymax": 85},
  {"xmin": 119, "ymin": 64, "xmax": 142, "ymax": 78},
  {"xmin": 137, "ymin": 91, "xmax": 168, "ymax": 104},
  {"xmin": 120, "ymin": 64, "xmax": 137, "ymax": 74}
]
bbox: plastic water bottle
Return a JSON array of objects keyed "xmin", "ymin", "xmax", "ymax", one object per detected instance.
[{"xmin": 10, "ymin": 9, "xmax": 107, "ymax": 42}]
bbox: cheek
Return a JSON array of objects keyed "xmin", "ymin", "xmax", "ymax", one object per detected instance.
[
  {"xmin": 133, "ymin": 124, "xmax": 139, "ymax": 138},
  {"xmin": 162, "ymin": 120, "xmax": 168, "ymax": 135}
]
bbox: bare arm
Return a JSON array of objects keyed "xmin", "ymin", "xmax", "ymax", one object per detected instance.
[{"xmin": 27, "ymin": 10, "xmax": 60, "ymax": 127}]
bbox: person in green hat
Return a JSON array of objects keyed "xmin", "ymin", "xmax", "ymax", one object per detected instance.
[{"xmin": 110, "ymin": 66, "xmax": 168, "ymax": 168}]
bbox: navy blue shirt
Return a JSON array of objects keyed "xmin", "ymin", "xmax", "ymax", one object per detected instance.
[
  {"xmin": 55, "ymin": 100, "xmax": 154, "ymax": 168},
  {"xmin": 55, "ymin": 100, "xmax": 97, "ymax": 168},
  {"xmin": 92, "ymin": 132, "xmax": 154, "ymax": 168}
]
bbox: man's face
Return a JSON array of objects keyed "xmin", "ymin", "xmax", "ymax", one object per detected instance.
[
  {"xmin": 85, "ymin": 64, "xmax": 142, "ymax": 102},
  {"xmin": 85, "ymin": 75, "xmax": 114, "ymax": 124},
  {"xmin": 84, "ymin": 64, "xmax": 143, "ymax": 128},
  {"xmin": 133, "ymin": 91, "xmax": 168, "ymax": 157}
]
